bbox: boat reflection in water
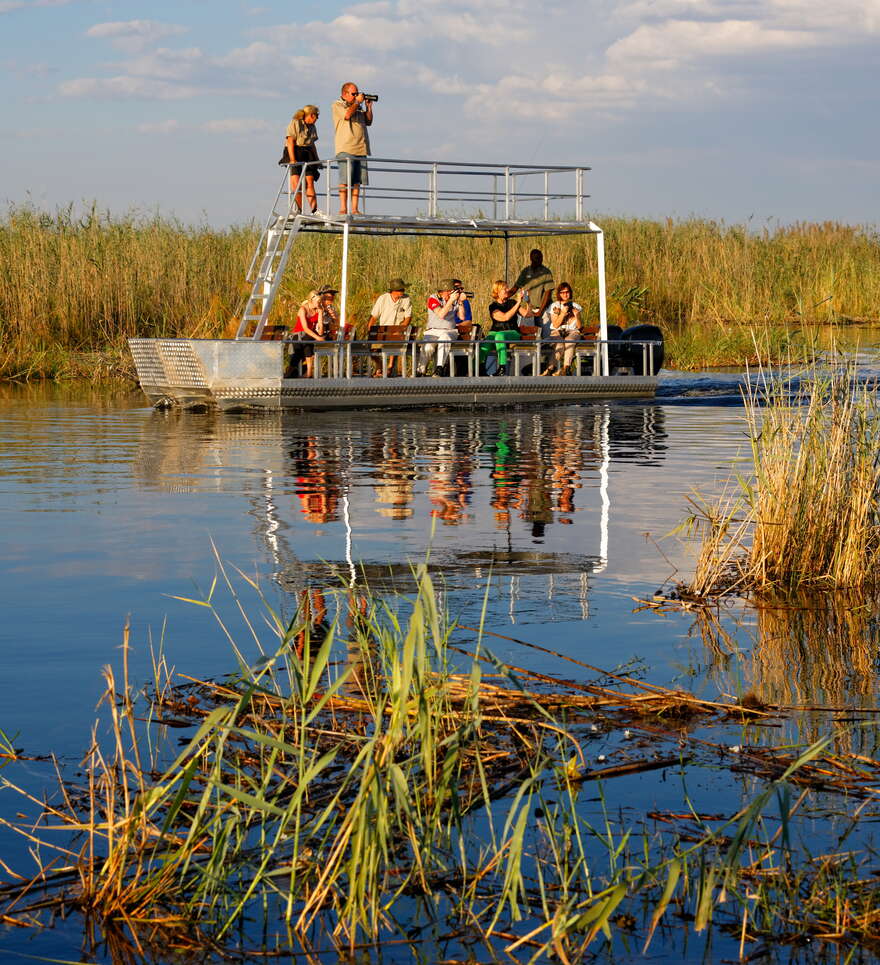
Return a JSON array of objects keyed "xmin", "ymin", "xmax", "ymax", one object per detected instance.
[{"xmin": 134, "ymin": 404, "xmax": 667, "ymax": 627}]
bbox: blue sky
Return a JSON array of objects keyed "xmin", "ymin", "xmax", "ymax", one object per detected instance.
[{"xmin": 2, "ymin": 0, "xmax": 879, "ymax": 226}]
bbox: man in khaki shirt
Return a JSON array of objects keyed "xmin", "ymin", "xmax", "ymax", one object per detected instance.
[{"xmin": 332, "ymin": 81, "xmax": 374, "ymax": 215}]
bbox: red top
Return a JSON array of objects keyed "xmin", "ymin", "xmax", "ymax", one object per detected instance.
[{"xmin": 293, "ymin": 309, "xmax": 320, "ymax": 335}]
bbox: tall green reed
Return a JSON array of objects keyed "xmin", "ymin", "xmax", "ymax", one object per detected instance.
[{"xmin": 684, "ymin": 360, "xmax": 880, "ymax": 594}]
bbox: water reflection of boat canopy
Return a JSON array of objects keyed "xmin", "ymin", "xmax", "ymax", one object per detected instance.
[
  {"xmin": 128, "ymin": 157, "xmax": 663, "ymax": 409},
  {"xmin": 266, "ymin": 406, "xmax": 613, "ymax": 625},
  {"xmin": 130, "ymin": 404, "xmax": 674, "ymax": 624}
]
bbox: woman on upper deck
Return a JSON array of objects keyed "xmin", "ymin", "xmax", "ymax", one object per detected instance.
[
  {"xmin": 285, "ymin": 105, "xmax": 321, "ymax": 214},
  {"xmin": 541, "ymin": 282, "xmax": 583, "ymax": 376}
]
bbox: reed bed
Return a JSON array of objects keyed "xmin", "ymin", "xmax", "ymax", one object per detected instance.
[
  {"xmin": 2, "ymin": 204, "xmax": 878, "ymax": 380},
  {"xmin": 4, "ymin": 565, "xmax": 880, "ymax": 960},
  {"xmin": 682, "ymin": 362, "xmax": 880, "ymax": 596}
]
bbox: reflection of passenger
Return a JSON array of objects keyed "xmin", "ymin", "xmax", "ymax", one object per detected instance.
[
  {"xmin": 373, "ymin": 438, "xmax": 415, "ymax": 519},
  {"xmin": 292, "ymin": 435, "xmax": 341, "ymax": 523},
  {"xmin": 293, "ymin": 587, "xmax": 329, "ymax": 656},
  {"xmin": 517, "ymin": 446, "xmax": 554, "ymax": 540},
  {"xmin": 486, "ymin": 424, "xmax": 524, "ymax": 528},
  {"xmin": 428, "ymin": 433, "xmax": 473, "ymax": 524},
  {"xmin": 549, "ymin": 418, "xmax": 583, "ymax": 523}
]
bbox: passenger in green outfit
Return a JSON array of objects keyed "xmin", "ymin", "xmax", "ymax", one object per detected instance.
[{"xmin": 482, "ymin": 280, "xmax": 525, "ymax": 376}]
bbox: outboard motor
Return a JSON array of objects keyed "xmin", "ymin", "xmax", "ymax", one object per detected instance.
[
  {"xmin": 604, "ymin": 324, "xmax": 625, "ymax": 372},
  {"xmin": 620, "ymin": 324, "xmax": 664, "ymax": 375}
]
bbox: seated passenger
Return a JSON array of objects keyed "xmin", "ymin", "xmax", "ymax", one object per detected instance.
[
  {"xmin": 541, "ymin": 282, "xmax": 583, "ymax": 376},
  {"xmin": 481, "ymin": 281, "xmax": 523, "ymax": 376},
  {"xmin": 289, "ymin": 286, "xmax": 337, "ymax": 378},
  {"xmin": 367, "ymin": 277, "xmax": 412, "ymax": 376},
  {"xmin": 418, "ymin": 279, "xmax": 464, "ymax": 376}
]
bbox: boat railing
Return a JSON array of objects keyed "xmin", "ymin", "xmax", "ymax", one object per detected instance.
[
  {"xmin": 280, "ymin": 334, "xmax": 661, "ymax": 379},
  {"xmin": 280, "ymin": 156, "xmax": 592, "ymax": 224}
]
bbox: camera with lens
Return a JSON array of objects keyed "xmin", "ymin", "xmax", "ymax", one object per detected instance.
[
  {"xmin": 455, "ymin": 287, "xmax": 475, "ymax": 299},
  {"xmin": 361, "ymin": 93, "xmax": 379, "ymax": 102}
]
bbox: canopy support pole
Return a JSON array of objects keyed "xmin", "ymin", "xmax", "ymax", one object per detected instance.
[
  {"xmin": 340, "ymin": 220, "xmax": 350, "ymax": 331},
  {"xmin": 589, "ymin": 221, "xmax": 608, "ymax": 376}
]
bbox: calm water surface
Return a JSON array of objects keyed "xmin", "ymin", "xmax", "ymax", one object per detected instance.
[
  {"xmin": 2, "ymin": 374, "xmax": 879, "ymax": 962},
  {"xmin": 0, "ymin": 381, "xmax": 757, "ymax": 751}
]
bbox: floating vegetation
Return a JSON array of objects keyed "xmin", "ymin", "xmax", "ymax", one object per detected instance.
[
  {"xmin": 682, "ymin": 361, "xmax": 880, "ymax": 597},
  {"xmin": 4, "ymin": 567, "xmax": 880, "ymax": 961}
]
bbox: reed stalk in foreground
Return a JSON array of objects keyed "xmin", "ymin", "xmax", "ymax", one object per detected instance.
[
  {"xmin": 4, "ymin": 563, "xmax": 880, "ymax": 960},
  {"xmin": 684, "ymin": 361, "xmax": 880, "ymax": 595}
]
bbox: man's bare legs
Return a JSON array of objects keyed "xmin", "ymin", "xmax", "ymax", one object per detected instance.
[{"xmin": 338, "ymin": 185, "xmax": 361, "ymax": 215}]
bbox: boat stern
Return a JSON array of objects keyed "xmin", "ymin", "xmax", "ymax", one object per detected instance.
[{"xmin": 128, "ymin": 338, "xmax": 283, "ymax": 408}]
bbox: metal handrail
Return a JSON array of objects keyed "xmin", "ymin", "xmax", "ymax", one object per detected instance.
[
  {"xmin": 280, "ymin": 334, "xmax": 661, "ymax": 379},
  {"xmin": 282, "ymin": 155, "xmax": 591, "ymax": 223}
]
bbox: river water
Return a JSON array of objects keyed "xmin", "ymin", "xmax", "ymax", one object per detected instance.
[
  {"xmin": 0, "ymin": 377, "xmax": 754, "ymax": 750},
  {"xmin": 1, "ymin": 368, "xmax": 879, "ymax": 962}
]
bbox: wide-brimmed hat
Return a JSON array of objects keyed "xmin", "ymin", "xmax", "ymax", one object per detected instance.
[
  {"xmin": 316, "ymin": 285, "xmax": 338, "ymax": 295},
  {"xmin": 437, "ymin": 278, "xmax": 455, "ymax": 292},
  {"xmin": 388, "ymin": 277, "xmax": 407, "ymax": 292}
]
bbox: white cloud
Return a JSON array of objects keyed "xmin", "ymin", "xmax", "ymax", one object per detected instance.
[
  {"xmin": 60, "ymin": 76, "xmax": 204, "ymax": 99},
  {"xmin": 201, "ymin": 118, "xmax": 270, "ymax": 134},
  {"xmin": 608, "ymin": 19, "xmax": 819, "ymax": 67},
  {"xmin": 86, "ymin": 20, "xmax": 188, "ymax": 53},
  {"xmin": 1, "ymin": 0, "xmax": 74, "ymax": 12},
  {"xmin": 52, "ymin": 0, "xmax": 880, "ymax": 124},
  {"xmin": 136, "ymin": 119, "xmax": 182, "ymax": 134},
  {"xmin": 120, "ymin": 47, "xmax": 204, "ymax": 81}
]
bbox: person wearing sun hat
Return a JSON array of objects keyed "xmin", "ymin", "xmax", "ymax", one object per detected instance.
[
  {"xmin": 367, "ymin": 277, "xmax": 413, "ymax": 376},
  {"xmin": 418, "ymin": 278, "xmax": 465, "ymax": 376},
  {"xmin": 368, "ymin": 278, "xmax": 412, "ymax": 328}
]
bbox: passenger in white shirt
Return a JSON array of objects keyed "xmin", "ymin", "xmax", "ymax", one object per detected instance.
[
  {"xmin": 367, "ymin": 277, "xmax": 412, "ymax": 376},
  {"xmin": 541, "ymin": 282, "xmax": 583, "ymax": 375}
]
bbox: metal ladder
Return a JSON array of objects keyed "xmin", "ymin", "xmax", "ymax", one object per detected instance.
[{"xmin": 235, "ymin": 180, "xmax": 303, "ymax": 339}]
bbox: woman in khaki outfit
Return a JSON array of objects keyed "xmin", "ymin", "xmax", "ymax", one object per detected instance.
[{"xmin": 285, "ymin": 105, "xmax": 321, "ymax": 213}]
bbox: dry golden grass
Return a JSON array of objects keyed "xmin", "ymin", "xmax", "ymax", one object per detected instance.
[
  {"xmin": 684, "ymin": 362, "xmax": 880, "ymax": 595},
  {"xmin": 2, "ymin": 204, "xmax": 878, "ymax": 379}
]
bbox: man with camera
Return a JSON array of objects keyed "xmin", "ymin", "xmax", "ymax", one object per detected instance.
[
  {"xmin": 418, "ymin": 279, "xmax": 467, "ymax": 376},
  {"xmin": 332, "ymin": 82, "xmax": 376, "ymax": 216}
]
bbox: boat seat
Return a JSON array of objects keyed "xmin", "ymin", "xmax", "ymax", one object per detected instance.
[
  {"xmin": 573, "ymin": 327, "xmax": 601, "ymax": 376},
  {"xmin": 312, "ymin": 328, "xmax": 343, "ymax": 378},
  {"xmin": 376, "ymin": 324, "xmax": 414, "ymax": 377},
  {"xmin": 448, "ymin": 321, "xmax": 478, "ymax": 377},
  {"xmin": 260, "ymin": 324, "xmax": 288, "ymax": 341},
  {"xmin": 509, "ymin": 326, "xmax": 541, "ymax": 376}
]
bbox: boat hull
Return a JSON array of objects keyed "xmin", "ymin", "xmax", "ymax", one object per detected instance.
[{"xmin": 129, "ymin": 338, "xmax": 657, "ymax": 410}]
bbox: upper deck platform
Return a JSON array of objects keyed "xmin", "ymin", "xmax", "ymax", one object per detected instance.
[{"xmin": 273, "ymin": 156, "xmax": 596, "ymax": 237}]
